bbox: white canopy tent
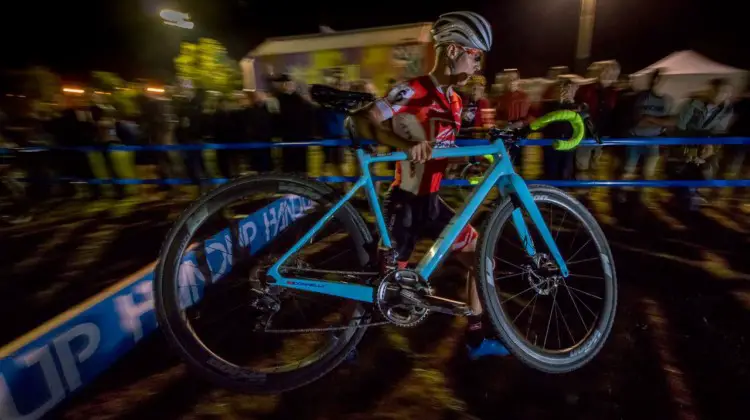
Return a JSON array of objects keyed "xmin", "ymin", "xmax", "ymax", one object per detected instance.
[{"xmin": 631, "ymin": 50, "xmax": 747, "ymax": 109}]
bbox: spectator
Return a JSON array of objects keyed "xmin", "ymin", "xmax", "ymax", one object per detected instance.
[
  {"xmin": 622, "ymin": 69, "xmax": 674, "ymax": 181},
  {"xmin": 53, "ymin": 94, "xmax": 101, "ymax": 199},
  {"xmin": 246, "ymin": 90, "xmax": 274, "ymax": 173},
  {"xmin": 724, "ymin": 85, "xmax": 750, "ymax": 188},
  {"xmin": 495, "ymin": 69, "xmax": 531, "ymax": 127},
  {"xmin": 318, "ymin": 73, "xmax": 349, "ymax": 177},
  {"xmin": 273, "ymin": 74, "xmax": 315, "ymax": 174},
  {"xmin": 674, "ymin": 77, "xmax": 735, "ymax": 209},
  {"xmin": 539, "ymin": 66, "xmax": 571, "ymax": 103},
  {"xmin": 214, "ymin": 96, "xmax": 240, "ymax": 179},
  {"xmin": 723, "ymin": 84, "xmax": 750, "ymax": 208},
  {"xmin": 90, "ymin": 92, "xmax": 125, "ymax": 199},
  {"xmin": 540, "ymin": 79, "xmax": 583, "ymax": 180},
  {"xmin": 461, "ymin": 75, "xmax": 493, "ymax": 132},
  {"xmin": 494, "ymin": 70, "xmax": 531, "ymax": 169},
  {"xmin": 175, "ymin": 88, "xmax": 209, "ymax": 192},
  {"xmin": 575, "ymin": 61, "xmax": 621, "ymax": 180}
]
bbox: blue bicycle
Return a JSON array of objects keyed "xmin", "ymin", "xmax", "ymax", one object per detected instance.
[{"xmin": 154, "ymin": 87, "xmax": 617, "ymax": 394}]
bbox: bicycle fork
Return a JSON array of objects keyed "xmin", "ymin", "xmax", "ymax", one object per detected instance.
[{"xmin": 497, "ymin": 173, "xmax": 570, "ymax": 277}]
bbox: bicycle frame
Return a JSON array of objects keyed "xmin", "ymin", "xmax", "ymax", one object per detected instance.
[{"xmin": 267, "ymin": 139, "xmax": 570, "ymax": 303}]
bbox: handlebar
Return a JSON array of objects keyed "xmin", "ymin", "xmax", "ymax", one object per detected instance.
[{"xmin": 528, "ymin": 110, "xmax": 586, "ymax": 151}]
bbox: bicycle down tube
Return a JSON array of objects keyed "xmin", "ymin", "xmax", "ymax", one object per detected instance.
[{"xmin": 267, "ymin": 139, "xmax": 570, "ymax": 302}]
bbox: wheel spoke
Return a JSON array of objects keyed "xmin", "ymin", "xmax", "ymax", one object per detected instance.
[{"xmin": 485, "ymin": 187, "xmax": 615, "ymax": 364}]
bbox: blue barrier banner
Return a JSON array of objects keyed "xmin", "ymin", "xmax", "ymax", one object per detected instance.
[{"xmin": 0, "ymin": 195, "xmax": 315, "ymax": 420}]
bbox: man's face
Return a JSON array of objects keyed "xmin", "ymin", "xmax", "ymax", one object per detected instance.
[
  {"xmin": 470, "ymin": 83, "xmax": 484, "ymax": 100},
  {"xmin": 559, "ymin": 82, "xmax": 577, "ymax": 102},
  {"xmin": 600, "ymin": 66, "xmax": 620, "ymax": 87},
  {"xmin": 449, "ymin": 44, "xmax": 483, "ymax": 86}
]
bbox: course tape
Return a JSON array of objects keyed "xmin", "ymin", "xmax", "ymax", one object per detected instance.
[
  {"xmin": 14, "ymin": 177, "xmax": 750, "ymax": 188},
  {"xmin": 0, "ymin": 194, "xmax": 314, "ymax": 420}
]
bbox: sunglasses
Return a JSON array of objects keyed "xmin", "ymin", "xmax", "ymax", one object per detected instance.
[{"xmin": 460, "ymin": 46, "xmax": 484, "ymax": 63}]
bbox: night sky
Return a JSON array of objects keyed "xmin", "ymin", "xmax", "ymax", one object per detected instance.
[{"xmin": 0, "ymin": 0, "xmax": 745, "ymax": 82}]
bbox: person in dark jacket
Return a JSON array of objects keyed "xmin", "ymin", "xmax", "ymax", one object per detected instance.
[
  {"xmin": 540, "ymin": 79, "xmax": 585, "ymax": 180},
  {"xmin": 246, "ymin": 90, "xmax": 274, "ymax": 173},
  {"xmin": 575, "ymin": 61, "xmax": 621, "ymax": 180},
  {"xmin": 175, "ymin": 88, "xmax": 208, "ymax": 188},
  {"xmin": 272, "ymin": 74, "xmax": 316, "ymax": 174}
]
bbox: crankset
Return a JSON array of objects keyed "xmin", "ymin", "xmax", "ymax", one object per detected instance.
[{"xmin": 377, "ymin": 269, "xmax": 474, "ymax": 327}]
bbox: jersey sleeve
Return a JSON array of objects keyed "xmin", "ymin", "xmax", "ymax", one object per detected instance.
[{"xmin": 371, "ymin": 80, "xmax": 419, "ymax": 123}]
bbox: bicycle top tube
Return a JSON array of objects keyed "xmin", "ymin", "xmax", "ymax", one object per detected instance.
[{"xmin": 361, "ymin": 139, "xmax": 506, "ymax": 164}]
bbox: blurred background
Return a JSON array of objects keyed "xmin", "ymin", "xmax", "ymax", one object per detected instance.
[{"xmin": 1, "ymin": 1, "xmax": 750, "ymax": 419}]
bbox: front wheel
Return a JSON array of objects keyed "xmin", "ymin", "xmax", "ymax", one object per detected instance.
[{"xmin": 476, "ymin": 185, "xmax": 617, "ymax": 373}]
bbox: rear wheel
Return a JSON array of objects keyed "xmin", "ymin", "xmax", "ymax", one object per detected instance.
[
  {"xmin": 154, "ymin": 174, "xmax": 376, "ymax": 393},
  {"xmin": 476, "ymin": 185, "xmax": 617, "ymax": 373}
]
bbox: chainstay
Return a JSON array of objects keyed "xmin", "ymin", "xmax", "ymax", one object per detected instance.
[{"xmin": 281, "ymin": 267, "xmax": 379, "ymax": 277}]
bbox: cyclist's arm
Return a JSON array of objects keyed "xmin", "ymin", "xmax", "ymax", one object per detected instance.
[
  {"xmin": 349, "ymin": 103, "xmax": 416, "ymax": 150},
  {"xmin": 350, "ymin": 80, "xmax": 433, "ymax": 151}
]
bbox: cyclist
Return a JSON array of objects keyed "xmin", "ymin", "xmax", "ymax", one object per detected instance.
[{"xmin": 349, "ymin": 11, "xmax": 509, "ymax": 359}]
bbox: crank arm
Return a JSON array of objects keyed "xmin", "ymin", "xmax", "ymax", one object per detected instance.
[
  {"xmin": 399, "ymin": 290, "xmax": 473, "ymax": 316},
  {"xmin": 423, "ymin": 304, "xmax": 472, "ymax": 316}
]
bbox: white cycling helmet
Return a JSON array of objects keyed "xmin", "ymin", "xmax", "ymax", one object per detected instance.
[{"xmin": 432, "ymin": 11, "xmax": 493, "ymax": 52}]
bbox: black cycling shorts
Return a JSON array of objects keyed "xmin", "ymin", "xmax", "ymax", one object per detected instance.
[{"xmin": 383, "ymin": 187, "xmax": 477, "ymax": 263}]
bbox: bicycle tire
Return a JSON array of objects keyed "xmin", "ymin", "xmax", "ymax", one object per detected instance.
[
  {"xmin": 476, "ymin": 185, "xmax": 617, "ymax": 373},
  {"xmin": 154, "ymin": 174, "xmax": 375, "ymax": 394}
]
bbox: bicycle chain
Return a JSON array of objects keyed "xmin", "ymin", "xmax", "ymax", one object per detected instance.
[{"xmin": 263, "ymin": 320, "xmax": 391, "ymax": 334}]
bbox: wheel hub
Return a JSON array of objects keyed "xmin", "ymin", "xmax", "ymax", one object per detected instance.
[{"xmin": 524, "ymin": 253, "xmax": 561, "ymax": 296}]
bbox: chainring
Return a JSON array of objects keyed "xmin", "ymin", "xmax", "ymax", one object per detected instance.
[{"xmin": 376, "ymin": 269, "xmax": 431, "ymax": 328}]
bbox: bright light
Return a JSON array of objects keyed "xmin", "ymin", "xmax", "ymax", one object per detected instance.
[
  {"xmin": 160, "ymin": 9, "xmax": 189, "ymax": 22},
  {"xmin": 164, "ymin": 20, "xmax": 194, "ymax": 29},
  {"xmin": 146, "ymin": 87, "xmax": 165, "ymax": 93},
  {"xmin": 62, "ymin": 87, "xmax": 85, "ymax": 94},
  {"xmin": 160, "ymin": 8, "xmax": 193, "ymax": 29}
]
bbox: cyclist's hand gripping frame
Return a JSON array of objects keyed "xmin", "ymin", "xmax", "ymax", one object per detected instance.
[{"xmin": 266, "ymin": 111, "xmax": 584, "ymax": 303}]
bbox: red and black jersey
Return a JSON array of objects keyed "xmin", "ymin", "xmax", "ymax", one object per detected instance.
[{"xmin": 372, "ymin": 75, "xmax": 463, "ymax": 195}]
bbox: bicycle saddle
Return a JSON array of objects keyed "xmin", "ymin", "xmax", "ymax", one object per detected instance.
[{"xmin": 310, "ymin": 84, "xmax": 375, "ymax": 112}]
